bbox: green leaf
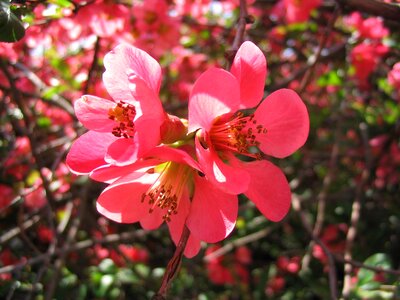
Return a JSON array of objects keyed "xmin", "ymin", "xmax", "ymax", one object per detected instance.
[
  {"xmin": 357, "ymin": 253, "xmax": 391, "ymax": 287},
  {"xmin": 48, "ymin": 0, "xmax": 73, "ymax": 8},
  {"xmin": 317, "ymin": 70, "xmax": 342, "ymax": 87},
  {"xmin": 37, "ymin": 117, "xmax": 52, "ymax": 128},
  {"xmin": 98, "ymin": 258, "xmax": 117, "ymax": 274},
  {"xmin": 0, "ymin": 1, "xmax": 25, "ymax": 42}
]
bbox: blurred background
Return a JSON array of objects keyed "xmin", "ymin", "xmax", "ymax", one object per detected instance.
[{"xmin": 0, "ymin": 0, "xmax": 399, "ymax": 299}]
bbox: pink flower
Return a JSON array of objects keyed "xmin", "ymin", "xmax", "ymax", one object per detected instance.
[
  {"xmin": 67, "ymin": 44, "xmax": 169, "ymax": 173},
  {"xmin": 388, "ymin": 62, "xmax": 400, "ymax": 89},
  {"xmin": 90, "ymin": 145, "xmax": 238, "ymax": 258},
  {"xmin": 273, "ymin": 0, "xmax": 321, "ymax": 24},
  {"xmin": 188, "ymin": 41, "xmax": 309, "ymax": 221},
  {"xmin": 132, "ymin": 0, "xmax": 180, "ymax": 57},
  {"xmin": 0, "ymin": 184, "xmax": 14, "ymax": 212},
  {"xmin": 285, "ymin": 0, "xmax": 321, "ymax": 23},
  {"xmin": 345, "ymin": 12, "xmax": 389, "ymax": 40},
  {"xmin": 350, "ymin": 42, "xmax": 388, "ymax": 88}
]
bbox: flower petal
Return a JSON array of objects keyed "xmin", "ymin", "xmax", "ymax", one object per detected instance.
[
  {"xmin": 128, "ymin": 75, "xmax": 165, "ymax": 120},
  {"xmin": 168, "ymin": 193, "xmax": 202, "ymax": 258},
  {"xmin": 188, "ymin": 68, "xmax": 240, "ymax": 133},
  {"xmin": 145, "ymin": 145, "xmax": 202, "ymax": 171},
  {"xmin": 140, "ymin": 206, "xmax": 164, "ymax": 230},
  {"xmin": 105, "ymin": 138, "xmax": 142, "ymax": 166},
  {"xmin": 231, "ymin": 41, "xmax": 267, "ymax": 109},
  {"xmin": 103, "ymin": 43, "xmax": 162, "ymax": 102},
  {"xmin": 235, "ymin": 160, "xmax": 292, "ymax": 222},
  {"xmin": 195, "ymin": 137, "xmax": 250, "ymax": 195},
  {"xmin": 254, "ymin": 89, "xmax": 309, "ymax": 158},
  {"xmin": 187, "ymin": 176, "xmax": 238, "ymax": 243},
  {"xmin": 74, "ymin": 95, "xmax": 116, "ymax": 131},
  {"xmin": 134, "ymin": 116, "xmax": 163, "ymax": 158},
  {"xmin": 66, "ymin": 131, "xmax": 117, "ymax": 175},
  {"xmin": 96, "ymin": 172, "xmax": 156, "ymax": 223},
  {"xmin": 90, "ymin": 158, "xmax": 160, "ymax": 183}
]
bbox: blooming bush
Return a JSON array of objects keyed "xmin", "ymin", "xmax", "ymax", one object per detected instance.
[{"xmin": 0, "ymin": 0, "xmax": 399, "ymax": 299}]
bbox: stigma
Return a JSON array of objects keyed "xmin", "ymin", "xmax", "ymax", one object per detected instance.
[
  {"xmin": 141, "ymin": 161, "xmax": 192, "ymax": 222},
  {"xmin": 108, "ymin": 101, "xmax": 136, "ymax": 138},
  {"xmin": 209, "ymin": 112, "xmax": 267, "ymax": 159}
]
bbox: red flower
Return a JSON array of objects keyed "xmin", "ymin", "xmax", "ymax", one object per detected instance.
[
  {"xmin": 67, "ymin": 43, "xmax": 169, "ymax": 172},
  {"xmin": 90, "ymin": 145, "xmax": 238, "ymax": 257},
  {"xmin": 188, "ymin": 41, "xmax": 309, "ymax": 221}
]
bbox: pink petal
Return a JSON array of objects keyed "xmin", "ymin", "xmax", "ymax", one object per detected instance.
[
  {"xmin": 231, "ymin": 41, "xmax": 267, "ymax": 109},
  {"xmin": 134, "ymin": 117, "xmax": 163, "ymax": 158},
  {"xmin": 187, "ymin": 176, "xmax": 238, "ymax": 243},
  {"xmin": 127, "ymin": 75, "xmax": 164, "ymax": 119},
  {"xmin": 195, "ymin": 137, "xmax": 250, "ymax": 195},
  {"xmin": 140, "ymin": 207, "xmax": 164, "ymax": 230},
  {"xmin": 188, "ymin": 68, "xmax": 240, "ymax": 133},
  {"xmin": 105, "ymin": 138, "xmax": 140, "ymax": 166},
  {"xmin": 254, "ymin": 89, "xmax": 309, "ymax": 158},
  {"xmin": 74, "ymin": 95, "xmax": 116, "ymax": 131},
  {"xmin": 90, "ymin": 158, "xmax": 161, "ymax": 183},
  {"xmin": 66, "ymin": 131, "xmax": 117, "ymax": 175},
  {"xmin": 96, "ymin": 172, "xmax": 156, "ymax": 223},
  {"xmin": 145, "ymin": 145, "xmax": 202, "ymax": 171},
  {"xmin": 103, "ymin": 43, "xmax": 162, "ymax": 102},
  {"xmin": 167, "ymin": 193, "xmax": 202, "ymax": 258},
  {"xmin": 234, "ymin": 160, "xmax": 291, "ymax": 222}
]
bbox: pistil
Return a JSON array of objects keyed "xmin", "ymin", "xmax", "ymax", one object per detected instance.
[
  {"xmin": 141, "ymin": 162, "xmax": 192, "ymax": 222},
  {"xmin": 209, "ymin": 112, "xmax": 267, "ymax": 159},
  {"xmin": 108, "ymin": 101, "xmax": 137, "ymax": 138}
]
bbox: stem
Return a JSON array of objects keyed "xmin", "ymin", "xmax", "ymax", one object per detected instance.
[{"xmin": 152, "ymin": 225, "xmax": 191, "ymax": 300}]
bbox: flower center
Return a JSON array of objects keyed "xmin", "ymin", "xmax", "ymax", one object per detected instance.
[
  {"xmin": 108, "ymin": 101, "xmax": 136, "ymax": 138},
  {"xmin": 141, "ymin": 161, "xmax": 192, "ymax": 222},
  {"xmin": 209, "ymin": 112, "xmax": 267, "ymax": 159}
]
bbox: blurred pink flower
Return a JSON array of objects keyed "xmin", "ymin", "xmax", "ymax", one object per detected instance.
[
  {"xmin": 132, "ymin": 0, "xmax": 180, "ymax": 57},
  {"xmin": 0, "ymin": 185, "xmax": 14, "ymax": 211},
  {"xmin": 388, "ymin": 62, "xmax": 400, "ymax": 89},
  {"xmin": 188, "ymin": 41, "xmax": 309, "ymax": 222},
  {"xmin": 350, "ymin": 42, "xmax": 389, "ymax": 88},
  {"xmin": 273, "ymin": 0, "xmax": 321, "ymax": 24},
  {"xmin": 345, "ymin": 12, "xmax": 389, "ymax": 40},
  {"xmin": 205, "ymin": 245, "xmax": 251, "ymax": 285},
  {"xmin": 284, "ymin": 0, "xmax": 321, "ymax": 23}
]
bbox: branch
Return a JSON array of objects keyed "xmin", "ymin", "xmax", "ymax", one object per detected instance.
[
  {"xmin": 203, "ymin": 227, "xmax": 275, "ymax": 263},
  {"xmin": 336, "ymin": 0, "xmax": 400, "ymax": 22},
  {"xmin": 299, "ymin": 4, "xmax": 340, "ymax": 93},
  {"xmin": 83, "ymin": 36, "xmax": 101, "ymax": 95},
  {"xmin": 341, "ymin": 123, "xmax": 372, "ymax": 299},
  {"xmin": 0, "ymin": 230, "xmax": 147, "ymax": 275},
  {"xmin": 152, "ymin": 225, "xmax": 191, "ymax": 300},
  {"xmin": 292, "ymin": 196, "xmax": 339, "ymax": 300},
  {"xmin": 226, "ymin": 0, "xmax": 253, "ymax": 65}
]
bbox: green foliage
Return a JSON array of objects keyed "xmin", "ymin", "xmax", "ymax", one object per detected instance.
[
  {"xmin": 0, "ymin": 0, "xmax": 25, "ymax": 42},
  {"xmin": 351, "ymin": 254, "xmax": 399, "ymax": 299}
]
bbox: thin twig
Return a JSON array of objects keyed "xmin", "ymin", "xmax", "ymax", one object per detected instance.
[
  {"xmin": 299, "ymin": 5, "xmax": 340, "ymax": 94},
  {"xmin": 341, "ymin": 123, "xmax": 371, "ymax": 299},
  {"xmin": 226, "ymin": 0, "xmax": 252, "ymax": 66},
  {"xmin": 336, "ymin": 0, "xmax": 400, "ymax": 22},
  {"xmin": 203, "ymin": 227, "xmax": 275, "ymax": 263},
  {"xmin": 152, "ymin": 225, "xmax": 191, "ymax": 300},
  {"xmin": 335, "ymin": 255, "xmax": 400, "ymax": 277},
  {"xmin": 83, "ymin": 36, "xmax": 101, "ymax": 95},
  {"xmin": 0, "ymin": 230, "xmax": 148, "ymax": 274},
  {"xmin": 292, "ymin": 196, "xmax": 339, "ymax": 300},
  {"xmin": 301, "ymin": 100, "xmax": 344, "ymax": 272}
]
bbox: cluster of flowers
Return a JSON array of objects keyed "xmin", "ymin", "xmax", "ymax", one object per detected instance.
[{"xmin": 66, "ymin": 41, "xmax": 309, "ymax": 257}]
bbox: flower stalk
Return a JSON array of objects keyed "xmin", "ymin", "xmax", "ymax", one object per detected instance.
[{"xmin": 152, "ymin": 225, "xmax": 191, "ymax": 299}]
